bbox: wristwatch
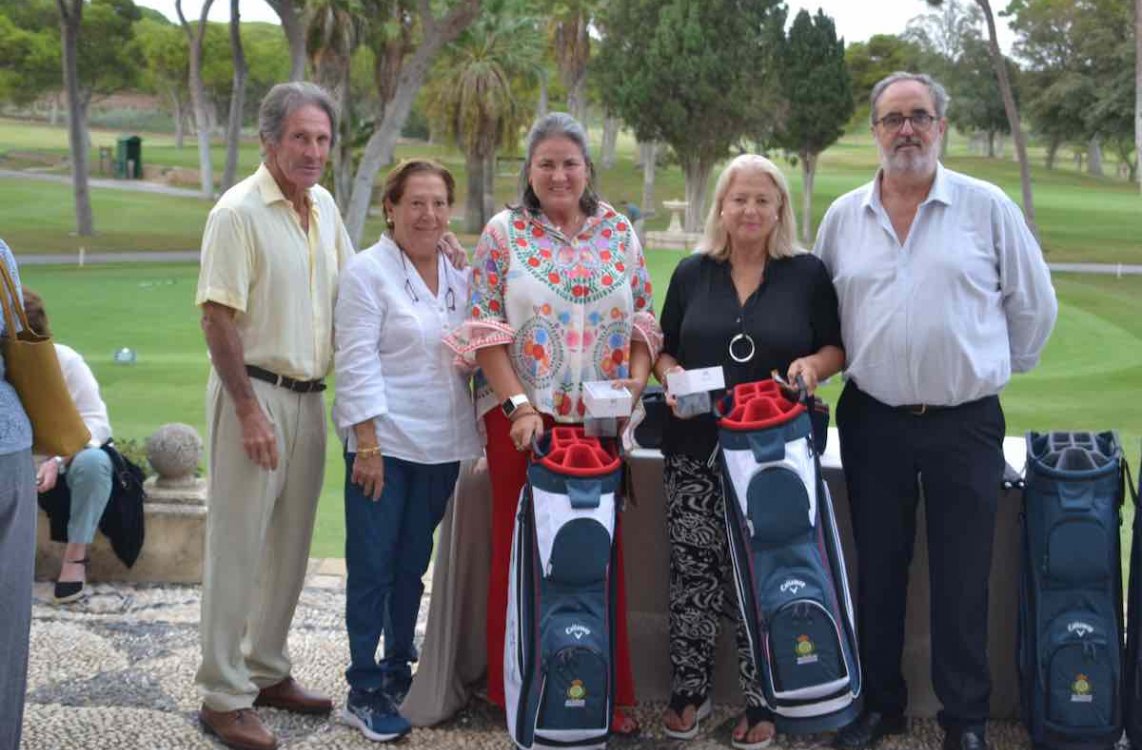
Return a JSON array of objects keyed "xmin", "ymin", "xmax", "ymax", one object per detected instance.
[
  {"xmin": 52, "ymin": 456, "xmax": 66, "ymax": 475},
  {"xmin": 502, "ymin": 393, "xmax": 530, "ymax": 419}
]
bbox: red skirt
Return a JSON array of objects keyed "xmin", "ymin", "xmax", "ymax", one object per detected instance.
[{"xmin": 483, "ymin": 408, "xmax": 636, "ymax": 708}]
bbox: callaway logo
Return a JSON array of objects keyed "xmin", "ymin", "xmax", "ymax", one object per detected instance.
[
  {"xmin": 565, "ymin": 624, "xmax": 591, "ymax": 640},
  {"xmin": 1067, "ymin": 621, "xmax": 1095, "ymax": 637},
  {"xmin": 780, "ymin": 579, "xmax": 807, "ymax": 595}
]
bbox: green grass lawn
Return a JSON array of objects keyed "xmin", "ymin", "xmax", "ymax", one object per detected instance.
[
  {"xmin": 16, "ymin": 260, "xmax": 1142, "ymax": 558},
  {"xmin": 2, "ymin": 117, "xmax": 1141, "ymax": 262}
]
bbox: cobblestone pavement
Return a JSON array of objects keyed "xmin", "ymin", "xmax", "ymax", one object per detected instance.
[{"xmin": 22, "ymin": 564, "xmax": 1041, "ymax": 750}]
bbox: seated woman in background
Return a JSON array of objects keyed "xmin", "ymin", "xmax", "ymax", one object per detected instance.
[{"xmin": 24, "ymin": 288, "xmax": 115, "ymax": 604}]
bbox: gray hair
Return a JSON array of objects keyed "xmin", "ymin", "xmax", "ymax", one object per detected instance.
[
  {"xmin": 258, "ymin": 81, "xmax": 338, "ymax": 150},
  {"xmin": 518, "ymin": 112, "xmax": 600, "ymax": 216},
  {"xmin": 869, "ymin": 72, "xmax": 950, "ymax": 126}
]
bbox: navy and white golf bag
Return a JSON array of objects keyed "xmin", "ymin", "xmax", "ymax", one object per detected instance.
[
  {"xmin": 504, "ymin": 427, "xmax": 620, "ymax": 750},
  {"xmin": 717, "ymin": 379, "xmax": 862, "ymax": 734},
  {"xmin": 1019, "ymin": 431, "xmax": 1124, "ymax": 750}
]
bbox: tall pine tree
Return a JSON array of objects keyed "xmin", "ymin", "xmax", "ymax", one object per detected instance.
[{"xmin": 773, "ymin": 9, "xmax": 852, "ymax": 244}]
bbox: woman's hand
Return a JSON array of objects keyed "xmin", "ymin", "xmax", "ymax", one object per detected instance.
[
  {"xmin": 438, "ymin": 232, "xmax": 468, "ymax": 270},
  {"xmin": 352, "ymin": 451, "xmax": 385, "ymax": 501},
  {"xmin": 787, "ymin": 357, "xmax": 820, "ymax": 395},
  {"xmin": 660, "ymin": 364, "xmax": 699, "ymax": 419},
  {"xmin": 510, "ymin": 409, "xmax": 545, "ymax": 452},
  {"xmin": 36, "ymin": 458, "xmax": 60, "ymax": 493}
]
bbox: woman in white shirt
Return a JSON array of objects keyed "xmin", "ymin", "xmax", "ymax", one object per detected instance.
[
  {"xmin": 23, "ymin": 289, "xmax": 114, "ymax": 604},
  {"xmin": 332, "ymin": 159, "xmax": 481, "ymax": 742}
]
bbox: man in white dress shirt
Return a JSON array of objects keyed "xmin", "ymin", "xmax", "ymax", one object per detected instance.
[{"xmin": 814, "ymin": 72, "xmax": 1057, "ymax": 750}]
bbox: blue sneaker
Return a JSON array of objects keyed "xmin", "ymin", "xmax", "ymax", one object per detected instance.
[
  {"xmin": 382, "ymin": 669, "xmax": 413, "ymax": 706},
  {"xmin": 339, "ymin": 688, "xmax": 411, "ymax": 742}
]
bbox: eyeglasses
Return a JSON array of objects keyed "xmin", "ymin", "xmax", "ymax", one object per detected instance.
[
  {"xmin": 399, "ymin": 250, "xmax": 456, "ymax": 312},
  {"xmin": 874, "ymin": 111, "xmax": 936, "ymax": 132}
]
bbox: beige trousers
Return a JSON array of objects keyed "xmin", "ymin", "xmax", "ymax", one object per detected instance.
[{"xmin": 196, "ymin": 371, "xmax": 327, "ymax": 712}]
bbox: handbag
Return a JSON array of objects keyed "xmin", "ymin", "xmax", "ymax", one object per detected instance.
[{"xmin": 0, "ymin": 261, "xmax": 90, "ymax": 456}]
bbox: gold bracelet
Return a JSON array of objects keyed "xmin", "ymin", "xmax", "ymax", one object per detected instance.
[{"xmin": 356, "ymin": 445, "xmax": 382, "ymax": 458}]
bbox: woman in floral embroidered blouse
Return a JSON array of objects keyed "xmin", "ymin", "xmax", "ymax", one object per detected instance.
[{"xmin": 447, "ymin": 113, "xmax": 660, "ymax": 734}]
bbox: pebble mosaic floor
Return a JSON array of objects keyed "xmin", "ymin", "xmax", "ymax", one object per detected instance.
[{"xmin": 21, "ymin": 564, "xmax": 1050, "ymax": 749}]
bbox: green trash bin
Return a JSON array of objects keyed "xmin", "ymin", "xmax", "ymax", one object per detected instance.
[{"xmin": 115, "ymin": 135, "xmax": 142, "ymax": 179}]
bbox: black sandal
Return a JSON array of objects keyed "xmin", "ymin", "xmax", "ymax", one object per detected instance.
[
  {"xmin": 732, "ymin": 704, "xmax": 776, "ymax": 750},
  {"xmin": 663, "ymin": 692, "xmax": 712, "ymax": 740},
  {"xmin": 54, "ymin": 557, "xmax": 89, "ymax": 604}
]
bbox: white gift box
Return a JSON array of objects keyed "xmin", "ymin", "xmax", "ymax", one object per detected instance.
[
  {"xmin": 582, "ymin": 380, "xmax": 633, "ymax": 418},
  {"xmin": 666, "ymin": 366, "xmax": 726, "ymax": 396}
]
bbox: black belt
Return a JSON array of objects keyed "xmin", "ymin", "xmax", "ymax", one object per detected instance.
[
  {"xmin": 246, "ymin": 365, "xmax": 326, "ymax": 393},
  {"xmin": 849, "ymin": 380, "xmax": 988, "ymax": 416}
]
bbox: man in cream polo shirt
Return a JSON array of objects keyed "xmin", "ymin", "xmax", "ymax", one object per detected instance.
[{"xmin": 194, "ymin": 82, "xmax": 354, "ymax": 750}]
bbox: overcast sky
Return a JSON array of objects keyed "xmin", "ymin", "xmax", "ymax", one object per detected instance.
[{"xmin": 137, "ymin": 0, "xmax": 1017, "ymax": 52}]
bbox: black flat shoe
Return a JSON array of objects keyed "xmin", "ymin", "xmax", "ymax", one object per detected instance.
[
  {"xmin": 833, "ymin": 711, "xmax": 907, "ymax": 749},
  {"xmin": 943, "ymin": 728, "xmax": 985, "ymax": 750},
  {"xmin": 54, "ymin": 557, "xmax": 89, "ymax": 604}
]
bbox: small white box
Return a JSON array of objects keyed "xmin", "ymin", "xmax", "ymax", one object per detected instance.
[
  {"xmin": 666, "ymin": 366, "xmax": 725, "ymax": 396},
  {"xmin": 582, "ymin": 380, "xmax": 633, "ymax": 418}
]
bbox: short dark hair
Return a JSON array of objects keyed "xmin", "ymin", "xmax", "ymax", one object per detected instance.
[
  {"xmin": 21, "ymin": 287, "xmax": 49, "ymax": 337},
  {"xmin": 258, "ymin": 81, "xmax": 338, "ymax": 150},
  {"xmin": 518, "ymin": 112, "xmax": 600, "ymax": 217},
  {"xmin": 381, "ymin": 159, "xmax": 456, "ymax": 230}
]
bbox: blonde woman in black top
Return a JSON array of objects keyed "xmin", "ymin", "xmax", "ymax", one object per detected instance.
[{"xmin": 652, "ymin": 154, "xmax": 844, "ymax": 748}]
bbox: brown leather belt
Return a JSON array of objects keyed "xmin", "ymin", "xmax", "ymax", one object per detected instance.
[
  {"xmin": 246, "ymin": 365, "xmax": 326, "ymax": 393},
  {"xmin": 895, "ymin": 403, "xmax": 952, "ymax": 416}
]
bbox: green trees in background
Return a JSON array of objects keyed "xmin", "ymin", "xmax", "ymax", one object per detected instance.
[
  {"xmin": 425, "ymin": 0, "xmax": 541, "ymax": 232},
  {"xmin": 597, "ymin": 0, "xmax": 785, "ymax": 231},
  {"xmin": 772, "ymin": 9, "xmax": 853, "ymax": 244}
]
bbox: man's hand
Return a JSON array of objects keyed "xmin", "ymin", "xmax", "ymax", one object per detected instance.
[
  {"xmin": 438, "ymin": 232, "xmax": 468, "ymax": 270},
  {"xmin": 36, "ymin": 458, "xmax": 60, "ymax": 493},
  {"xmin": 237, "ymin": 402, "xmax": 279, "ymax": 470}
]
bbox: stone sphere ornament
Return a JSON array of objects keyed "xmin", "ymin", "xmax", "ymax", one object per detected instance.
[{"xmin": 146, "ymin": 423, "xmax": 203, "ymax": 487}]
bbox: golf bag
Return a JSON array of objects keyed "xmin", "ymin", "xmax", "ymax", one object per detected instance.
[
  {"xmin": 504, "ymin": 427, "xmax": 621, "ymax": 750},
  {"xmin": 1120, "ymin": 453, "xmax": 1142, "ymax": 749},
  {"xmin": 1019, "ymin": 431, "xmax": 1124, "ymax": 750},
  {"xmin": 717, "ymin": 379, "xmax": 862, "ymax": 734}
]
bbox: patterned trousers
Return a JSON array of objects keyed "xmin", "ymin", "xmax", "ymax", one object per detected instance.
[{"xmin": 663, "ymin": 453, "xmax": 765, "ymax": 708}]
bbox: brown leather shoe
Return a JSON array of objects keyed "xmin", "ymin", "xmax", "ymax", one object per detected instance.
[
  {"xmin": 253, "ymin": 677, "xmax": 333, "ymax": 715},
  {"xmin": 199, "ymin": 706, "xmax": 277, "ymax": 750}
]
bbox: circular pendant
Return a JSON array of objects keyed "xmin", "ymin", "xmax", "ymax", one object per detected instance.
[{"xmin": 729, "ymin": 332, "xmax": 756, "ymax": 363}]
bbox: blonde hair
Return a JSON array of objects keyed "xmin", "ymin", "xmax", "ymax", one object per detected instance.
[{"xmin": 697, "ymin": 154, "xmax": 802, "ymax": 262}]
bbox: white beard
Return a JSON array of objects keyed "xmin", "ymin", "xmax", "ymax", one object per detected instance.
[{"xmin": 878, "ymin": 135, "xmax": 940, "ymax": 177}]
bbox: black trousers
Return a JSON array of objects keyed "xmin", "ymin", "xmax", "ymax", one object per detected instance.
[{"xmin": 836, "ymin": 382, "xmax": 1005, "ymax": 732}]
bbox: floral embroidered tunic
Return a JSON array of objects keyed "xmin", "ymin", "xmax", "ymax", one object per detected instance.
[{"xmin": 447, "ymin": 203, "xmax": 662, "ymax": 422}]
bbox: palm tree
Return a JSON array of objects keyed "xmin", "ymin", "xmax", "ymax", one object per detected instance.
[
  {"xmin": 926, "ymin": 0, "xmax": 1038, "ymax": 236},
  {"xmin": 550, "ymin": 1, "xmax": 593, "ymax": 126},
  {"xmin": 426, "ymin": 3, "xmax": 542, "ymax": 232},
  {"xmin": 305, "ymin": 0, "xmax": 364, "ymax": 209}
]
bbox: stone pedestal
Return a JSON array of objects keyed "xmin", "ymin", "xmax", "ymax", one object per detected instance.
[
  {"xmin": 645, "ymin": 199, "xmax": 704, "ymax": 251},
  {"xmin": 35, "ymin": 478, "xmax": 207, "ymax": 584},
  {"xmin": 35, "ymin": 423, "xmax": 208, "ymax": 584}
]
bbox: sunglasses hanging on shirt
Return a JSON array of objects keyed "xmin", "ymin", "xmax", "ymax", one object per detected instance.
[{"xmin": 399, "ymin": 249, "xmax": 457, "ymax": 311}]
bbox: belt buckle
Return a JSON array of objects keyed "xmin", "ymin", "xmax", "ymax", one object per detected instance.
[{"xmin": 910, "ymin": 403, "xmax": 927, "ymax": 416}]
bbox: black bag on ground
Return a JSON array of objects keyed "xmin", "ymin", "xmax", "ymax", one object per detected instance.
[{"xmin": 1019, "ymin": 431, "xmax": 1124, "ymax": 750}]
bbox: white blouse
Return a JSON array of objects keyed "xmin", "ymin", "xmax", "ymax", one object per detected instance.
[
  {"xmin": 333, "ymin": 234, "xmax": 482, "ymax": 464},
  {"xmin": 57, "ymin": 343, "xmax": 112, "ymax": 449}
]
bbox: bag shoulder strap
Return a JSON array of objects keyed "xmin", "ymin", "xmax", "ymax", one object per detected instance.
[
  {"xmin": 1124, "ymin": 457, "xmax": 1139, "ymax": 507},
  {"xmin": 0, "ymin": 259, "xmax": 30, "ymax": 341}
]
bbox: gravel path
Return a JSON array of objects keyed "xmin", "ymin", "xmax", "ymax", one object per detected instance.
[{"xmin": 20, "ymin": 563, "xmax": 1053, "ymax": 750}]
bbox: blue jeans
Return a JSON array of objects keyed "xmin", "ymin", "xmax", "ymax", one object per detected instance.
[
  {"xmin": 67, "ymin": 447, "xmax": 113, "ymax": 544},
  {"xmin": 344, "ymin": 453, "xmax": 459, "ymax": 692}
]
